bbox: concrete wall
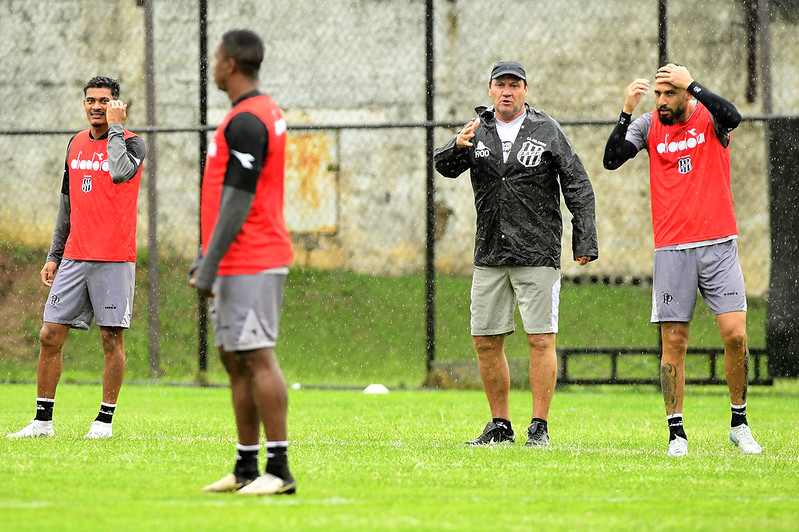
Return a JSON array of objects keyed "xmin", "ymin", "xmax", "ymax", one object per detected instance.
[{"xmin": 2, "ymin": 0, "xmax": 797, "ymax": 296}]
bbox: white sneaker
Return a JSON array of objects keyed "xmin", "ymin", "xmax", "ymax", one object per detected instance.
[
  {"xmin": 236, "ymin": 473, "xmax": 296, "ymax": 496},
  {"xmin": 84, "ymin": 421, "xmax": 113, "ymax": 439},
  {"xmin": 668, "ymin": 435, "xmax": 688, "ymax": 457},
  {"xmin": 6, "ymin": 419, "xmax": 54, "ymax": 438},
  {"xmin": 202, "ymin": 473, "xmax": 252, "ymax": 493},
  {"xmin": 729, "ymin": 424, "xmax": 762, "ymax": 455}
]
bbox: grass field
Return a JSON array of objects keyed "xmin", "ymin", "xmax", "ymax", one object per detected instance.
[{"xmin": 1, "ymin": 381, "xmax": 797, "ymax": 532}]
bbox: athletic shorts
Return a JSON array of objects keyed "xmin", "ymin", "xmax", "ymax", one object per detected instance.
[
  {"xmin": 211, "ymin": 267, "xmax": 288, "ymax": 352},
  {"xmin": 470, "ymin": 265, "xmax": 561, "ymax": 336},
  {"xmin": 651, "ymin": 240, "xmax": 747, "ymax": 323},
  {"xmin": 43, "ymin": 259, "xmax": 135, "ymax": 330}
]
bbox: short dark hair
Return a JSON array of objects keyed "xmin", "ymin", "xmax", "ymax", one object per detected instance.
[
  {"xmin": 220, "ymin": 29, "xmax": 264, "ymax": 79},
  {"xmin": 84, "ymin": 76, "xmax": 120, "ymax": 99}
]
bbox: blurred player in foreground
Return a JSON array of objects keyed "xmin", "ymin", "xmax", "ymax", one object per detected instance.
[
  {"xmin": 603, "ymin": 63, "xmax": 762, "ymax": 457},
  {"xmin": 434, "ymin": 60, "xmax": 598, "ymax": 448},
  {"xmin": 7, "ymin": 76, "xmax": 146, "ymax": 440},
  {"xmin": 190, "ymin": 29, "xmax": 296, "ymax": 495}
]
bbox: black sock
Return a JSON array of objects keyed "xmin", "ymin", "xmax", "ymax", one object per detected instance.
[
  {"xmin": 264, "ymin": 441, "xmax": 292, "ymax": 481},
  {"xmin": 667, "ymin": 414, "xmax": 687, "ymax": 441},
  {"xmin": 35, "ymin": 398, "xmax": 54, "ymax": 422},
  {"xmin": 731, "ymin": 403, "xmax": 748, "ymax": 428},
  {"xmin": 531, "ymin": 417, "xmax": 548, "ymax": 432},
  {"xmin": 94, "ymin": 402, "xmax": 116, "ymax": 424},
  {"xmin": 233, "ymin": 443, "xmax": 260, "ymax": 481},
  {"xmin": 492, "ymin": 418, "xmax": 513, "ymax": 435}
]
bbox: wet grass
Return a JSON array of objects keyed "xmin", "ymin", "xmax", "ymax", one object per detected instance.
[{"xmin": 1, "ymin": 382, "xmax": 797, "ymax": 532}]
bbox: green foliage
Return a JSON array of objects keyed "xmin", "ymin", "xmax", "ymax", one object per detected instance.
[{"xmin": 1, "ymin": 382, "xmax": 797, "ymax": 531}]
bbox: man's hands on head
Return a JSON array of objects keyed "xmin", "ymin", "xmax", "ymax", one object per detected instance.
[{"xmin": 655, "ymin": 63, "xmax": 694, "ymax": 90}]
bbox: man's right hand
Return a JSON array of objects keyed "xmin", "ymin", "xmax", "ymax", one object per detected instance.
[
  {"xmin": 106, "ymin": 99, "xmax": 128, "ymax": 124},
  {"xmin": 40, "ymin": 261, "xmax": 57, "ymax": 287},
  {"xmin": 456, "ymin": 118, "xmax": 480, "ymax": 148},
  {"xmin": 623, "ymin": 79, "xmax": 649, "ymax": 114}
]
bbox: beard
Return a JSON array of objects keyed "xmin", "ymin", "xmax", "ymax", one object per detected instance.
[{"xmin": 657, "ymin": 103, "xmax": 687, "ymax": 125}]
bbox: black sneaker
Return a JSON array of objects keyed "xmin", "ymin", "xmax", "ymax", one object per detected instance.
[
  {"xmin": 525, "ymin": 420, "xmax": 550, "ymax": 448},
  {"xmin": 464, "ymin": 421, "xmax": 515, "ymax": 446}
]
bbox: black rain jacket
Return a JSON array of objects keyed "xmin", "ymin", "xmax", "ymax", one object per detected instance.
[{"xmin": 434, "ymin": 103, "xmax": 598, "ymax": 268}]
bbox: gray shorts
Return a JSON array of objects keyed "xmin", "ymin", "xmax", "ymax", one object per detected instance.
[
  {"xmin": 43, "ymin": 259, "xmax": 136, "ymax": 330},
  {"xmin": 651, "ymin": 240, "xmax": 747, "ymax": 323},
  {"xmin": 211, "ymin": 267, "xmax": 288, "ymax": 352},
  {"xmin": 470, "ymin": 265, "xmax": 561, "ymax": 336}
]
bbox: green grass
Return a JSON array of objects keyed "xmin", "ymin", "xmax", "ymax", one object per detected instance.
[
  {"xmin": 1, "ymin": 382, "xmax": 797, "ymax": 531},
  {"xmin": 0, "ymin": 246, "xmax": 770, "ymax": 388}
]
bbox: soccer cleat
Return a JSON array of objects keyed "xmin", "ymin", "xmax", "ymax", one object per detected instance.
[
  {"xmin": 524, "ymin": 420, "xmax": 550, "ymax": 448},
  {"xmin": 667, "ymin": 435, "xmax": 688, "ymax": 457},
  {"xmin": 202, "ymin": 473, "xmax": 254, "ymax": 493},
  {"xmin": 729, "ymin": 424, "xmax": 762, "ymax": 455},
  {"xmin": 6, "ymin": 419, "xmax": 54, "ymax": 438},
  {"xmin": 464, "ymin": 421, "xmax": 515, "ymax": 446},
  {"xmin": 84, "ymin": 421, "xmax": 113, "ymax": 439},
  {"xmin": 236, "ymin": 473, "xmax": 296, "ymax": 496}
]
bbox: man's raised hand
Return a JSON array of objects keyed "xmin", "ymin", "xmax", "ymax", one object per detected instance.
[{"xmin": 456, "ymin": 117, "xmax": 480, "ymax": 148}]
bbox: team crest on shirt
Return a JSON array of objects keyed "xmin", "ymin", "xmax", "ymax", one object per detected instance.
[
  {"xmin": 677, "ymin": 155, "xmax": 692, "ymax": 174},
  {"xmin": 82, "ymin": 177, "xmax": 92, "ymax": 193},
  {"xmin": 516, "ymin": 138, "xmax": 546, "ymax": 168}
]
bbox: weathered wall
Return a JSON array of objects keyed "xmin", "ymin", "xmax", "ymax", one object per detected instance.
[{"xmin": 1, "ymin": 0, "xmax": 797, "ymax": 296}]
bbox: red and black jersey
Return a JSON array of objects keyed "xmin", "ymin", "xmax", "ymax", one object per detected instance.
[{"xmin": 201, "ymin": 92, "xmax": 294, "ymax": 275}]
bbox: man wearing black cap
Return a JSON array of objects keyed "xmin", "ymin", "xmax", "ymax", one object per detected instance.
[{"xmin": 434, "ymin": 60, "xmax": 598, "ymax": 447}]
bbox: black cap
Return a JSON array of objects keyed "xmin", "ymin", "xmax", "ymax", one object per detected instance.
[{"xmin": 490, "ymin": 61, "xmax": 526, "ymax": 81}]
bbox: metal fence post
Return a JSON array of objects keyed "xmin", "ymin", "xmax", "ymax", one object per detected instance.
[
  {"xmin": 425, "ymin": 0, "xmax": 436, "ymax": 374},
  {"xmin": 144, "ymin": 0, "xmax": 161, "ymax": 377}
]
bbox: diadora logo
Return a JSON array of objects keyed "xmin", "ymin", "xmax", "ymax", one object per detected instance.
[
  {"xmin": 474, "ymin": 141, "xmax": 490, "ymax": 158},
  {"xmin": 70, "ymin": 150, "xmax": 108, "ymax": 172},
  {"xmin": 516, "ymin": 138, "xmax": 546, "ymax": 168},
  {"xmin": 230, "ymin": 149, "xmax": 255, "ymax": 170},
  {"xmin": 656, "ymin": 131, "xmax": 706, "ymax": 155}
]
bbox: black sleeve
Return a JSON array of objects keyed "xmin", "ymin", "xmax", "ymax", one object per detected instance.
[
  {"xmin": 603, "ymin": 112, "xmax": 639, "ymax": 170},
  {"xmin": 687, "ymin": 82, "xmax": 741, "ymax": 130},
  {"xmin": 223, "ymin": 112, "xmax": 269, "ymax": 192},
  {"xmin": 60, "ymin": 135, "xmax": 78, "ymax": 195}
]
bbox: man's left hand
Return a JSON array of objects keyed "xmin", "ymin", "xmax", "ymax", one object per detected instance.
[
  {"xmin": 188, "ymin": 273, "xmax": 215, "ymax": 298},
  {"xmin": 575, "ymin": 256, "xmax": 591, "ymax": 266}
]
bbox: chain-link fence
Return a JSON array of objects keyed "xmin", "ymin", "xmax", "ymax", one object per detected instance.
[{"xmin": 1, "ymin": 0, "xmax": 797, "ymax": 385}]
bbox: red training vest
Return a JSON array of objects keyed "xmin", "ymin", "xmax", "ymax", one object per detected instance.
[
  {"xmin": 63, "ymin": 129, "xmax": 142, "ymax": 262},
  {"xmin": 201, "ymin": 94, "xmax": 294, "ymax": 275},
  {"xmin": 646, "ymin": 102, "xmax": 737, "ymax": 248}
]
